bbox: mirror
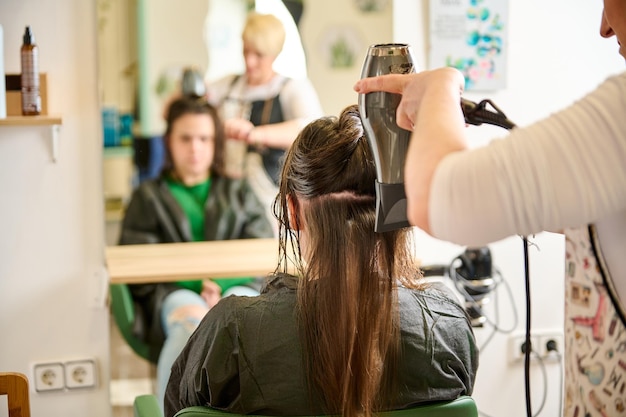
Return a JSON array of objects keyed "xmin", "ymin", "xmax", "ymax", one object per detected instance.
[
  {"xmin": 98, "ymin": 0, "xmax": 393, "ymax": 242},
  {"xmin": 97, "ymin": 0, "xmax": 393, "ymax": 412}
]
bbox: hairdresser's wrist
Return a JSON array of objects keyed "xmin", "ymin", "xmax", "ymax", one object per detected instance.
[{"xmin": 248, "ymin": 127, "xmax": 265, "ymax": 149}]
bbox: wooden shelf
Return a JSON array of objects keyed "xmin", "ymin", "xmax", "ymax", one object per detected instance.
[
  {"xmin": 0, "ymin": 115, "xmax": 62, "ymax": 126},
  {"xmin": 0, "ymin": 115, "xmax": 63, "ymax": 162}
]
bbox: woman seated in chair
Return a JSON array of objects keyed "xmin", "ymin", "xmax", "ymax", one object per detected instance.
[
  {"xmin": 118, "ymin": 97, "xmax": 273, "ymax": 410},
  {"xmin": 165, "ymin": 105, "xmax": 478, "ymax": 417}
]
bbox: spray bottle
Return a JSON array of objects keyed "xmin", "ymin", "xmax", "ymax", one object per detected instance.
[{"xmin": 20, "ymin": 26, "xmax": 41, "ymax": 116}]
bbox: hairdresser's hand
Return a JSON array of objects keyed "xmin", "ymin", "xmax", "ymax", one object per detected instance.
[
  {"xmin": 353, "ymin": 68, "xmax": 465, "ymax": 130},
  {"xmin": 201, "ymin": 279, "xmax": 222, "ymax": 310},
  {"xmin": 355, "ymin": 68, "xmax": 467, "ymax": 233},
  {"xmin": 225, "ymin": 118, "xmax": 255, "ymax": 142}
]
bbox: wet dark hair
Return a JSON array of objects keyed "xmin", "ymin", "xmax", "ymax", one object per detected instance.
[
  {"xmin": 273, "ymin": 104, "xmax": 423, "ymax": 417},
  {"xmin": 161, "ymin": 97, "xmax": 226, "ymax": 178}
]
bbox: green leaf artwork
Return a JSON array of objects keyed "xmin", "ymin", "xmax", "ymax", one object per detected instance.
[{"xmin": 330, "ymin": 37, "xmax": 355, "ymax": 68}]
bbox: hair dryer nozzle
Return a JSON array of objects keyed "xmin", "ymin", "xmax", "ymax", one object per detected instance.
[
  {"xmin": 182, "ymin": 67, "xmax": 206, "ymax": 99},
  {"xmin": 374, "ymin": 181, "xmax": 411, "ymax": 232}
]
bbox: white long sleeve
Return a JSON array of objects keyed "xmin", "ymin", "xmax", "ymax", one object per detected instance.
[{"xmin": 429, "ymin": 71, "xmax": 626, "ymax": 247}]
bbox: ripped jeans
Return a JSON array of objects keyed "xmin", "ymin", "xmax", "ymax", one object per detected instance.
[{"xmin": 157, "ymin": 285, "xmax": 259, "ymax": 412}]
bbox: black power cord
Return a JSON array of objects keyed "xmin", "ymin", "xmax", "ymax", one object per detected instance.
[
  {"xmin": 522, "ymin": 237, "xmax": 532, "ymax": 417},
  {"xmin": 421, "ymin": 242, "xmax": 530, "ymax": 417},
  {"xmin": 463, "ymin": 102, "xmax": 535, "ymax": 417},
  {"xmin": 461, "ymin": 98, "xmax": 517, "ymax": 130},
  {"xmin": 420, "ymin": 248, "xmax": 519, "ymax": 335}
]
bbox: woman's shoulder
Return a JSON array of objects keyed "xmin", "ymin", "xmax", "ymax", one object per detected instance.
[
  {"xmin": 399, "ymin": 283, "xmax": 468, "ymax": 317},
  {"xmin": 594, "ymin": 70, "xmax": 626, "ymax": 96},
  {"xmin": 128, "ymin": 177, "xmax": 165, "ymax": 199},
  {"xmin": 607, "ymin": 70, "xmax": 626, "ymax": 83},
  {"xmin": 204, "ymin": 277, "xmax": 297, "ymax": 326},
  {"xmin": 206, "ymin": 74, "xmax": 241, "ymax": 104},
  {"xmin": 279, "ymin": 75, "xmax": 315, "ymax": 92},
  {"xmin": 211, "ymin": 176, "xmax": 253, "ymax": 195}
]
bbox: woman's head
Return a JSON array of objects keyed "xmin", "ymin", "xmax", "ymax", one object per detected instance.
[
  {"xmin": 274, "ymin": 105, "xmax": 421, "ymax": 417},
  {"xmin": 275, "ymin": 104, "xmax": 419, "ymax": 278},
  {"xmin": 242, "ymin": 12, "xmax": 285, "ymax": 85},
  {"xmin": 276, "ymin": 104, "xmax": 376, "ymax": 237},
  {"xmin": 163, "ymin": 97, "xmax": 225, "ymax": 184}
]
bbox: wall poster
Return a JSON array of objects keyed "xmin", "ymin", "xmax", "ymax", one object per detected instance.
[{"xmin": 429, "ymin": 0, "xmax": 508, "ymax": 91}]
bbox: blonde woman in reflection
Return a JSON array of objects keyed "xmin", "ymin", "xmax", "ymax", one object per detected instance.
[
  {"xmin": 207, "ymin": 12, "xmax": 324, "ymax": 234},
  {"xmin": 118, "ymin": 97, "xmax": 273, "ymax": 411}
]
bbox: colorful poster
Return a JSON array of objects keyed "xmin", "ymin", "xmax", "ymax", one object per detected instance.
[{"xmin": 429, "ymin": 0, "xmax": 508, "ymax": 91}]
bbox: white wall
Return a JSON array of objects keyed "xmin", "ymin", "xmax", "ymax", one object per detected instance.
[
  {"xmin": 393, "ymin": 1, "xmax": 624, "ymax": 416},
  {"xmin": 139, "ymin": 0, "xmax": 209, "ymax": 136},
  {"xmin": 299, "ymin": 1, "xmax": 393, "ymax": 116},
  {"xmin": 0, "ymin": 1, "xmax": 110, "ymax": 417},
  {"xmin": 97, "ymin": 0, "xmax": 136, "ymax": 114}
]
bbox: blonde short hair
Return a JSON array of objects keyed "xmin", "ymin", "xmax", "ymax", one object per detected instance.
[{"xmin": 242, "ymin": 12, "xmax": 286, "ymax": 57}]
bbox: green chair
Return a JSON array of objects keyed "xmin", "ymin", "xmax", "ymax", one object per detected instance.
[
  {"xmin": 110, "ymin": 283, "xmax": 154, "ymax": 363},
  {"xmin": 133, "ymin": 394, "xmax": 478, "ymax": 417}
]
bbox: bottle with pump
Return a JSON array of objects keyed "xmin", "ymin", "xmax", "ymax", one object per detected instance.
[{"xmin": 20, "ymin": 26, "xmax": 41, "ymax": 116}]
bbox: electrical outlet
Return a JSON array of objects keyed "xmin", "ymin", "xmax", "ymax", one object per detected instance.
[
  {"xmin": 64, "ymin": 359, "xmax": 97, "ymax": 389},
  {"xmin": 509, "ymin": 330, "xmax": 565, "ymax": 364},
  {"xmin": 33, "ymin": 362, "xmax": 65, "ymax": 392},
  {"xmin": 537, "ymin": 331, "xmax": 564, "ymax": 361},
  {"xmin": 509, "ymin": 334, "xmax": 539, "ymax": 363}
]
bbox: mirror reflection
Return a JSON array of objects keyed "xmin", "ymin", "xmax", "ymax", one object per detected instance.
[{"xmin": 98, "ymin": 0, "xmax": 393, "ymax": 413}]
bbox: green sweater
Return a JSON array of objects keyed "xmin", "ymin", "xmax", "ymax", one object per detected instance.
[{"xmin": 165, "ymin": 177, "xmax": 254, "ymax": 294}]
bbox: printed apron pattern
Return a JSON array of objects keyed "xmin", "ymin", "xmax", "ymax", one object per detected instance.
[{"xmin": 564, "ymin": 226, "xmax": 626, "ymax": 417}]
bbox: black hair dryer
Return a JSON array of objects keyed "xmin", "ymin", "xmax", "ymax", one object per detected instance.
[
  {"xmin": 358, "ymin": 43, "xmax": 416, "ymax": 233},
  {"xmin": 181, "ymin": 66, "xmax": 206, "ymax": 99}
]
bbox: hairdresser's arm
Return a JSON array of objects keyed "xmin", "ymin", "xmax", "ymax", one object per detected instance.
[
  {"xmin": 225, "ymin": 116, "xmax": 311, "ymax": 149},
  {"xmin": 358, "ymin": 71, "xmax": 626, "ymax": 246},
  {"xmin": 248, "ymin": 77, "xmax": 324, "ymax": 150},
  {"xmin": 354, "ymin": 68, "xmax": 467, "ymax": 233},
  {"xmin": 247, "ymin": 118, "xmax": 306, "ymax": 149},
  {"xmin": 223, "ymin": 78, "xmax": 323, "ymax": 149},
  {"xmin": 248, "ymin": 78, "xmax": 323, "ymax": 149}
]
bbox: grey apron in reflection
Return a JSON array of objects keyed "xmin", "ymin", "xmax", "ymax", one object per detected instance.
[{"xmin": 224, "ymin": 75, "xmax": 289, "ymax": 186}]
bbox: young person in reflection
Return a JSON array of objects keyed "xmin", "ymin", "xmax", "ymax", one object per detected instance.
[
  {"xmin": 118, "ymin": 97, "xmax": 273, "ymax": 411},
  {"xmin": 353, "ymin": 2, "xmax": 626, "ymax": 415},
  {"xmin": 164, "ymin": 105, "xmax": 478, "ymax": 417},
  {"xmin": 207, "ymin": 12, "xmax": 324, "ymax": 234}
]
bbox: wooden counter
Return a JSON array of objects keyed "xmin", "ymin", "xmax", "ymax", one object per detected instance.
[{"xmin": 106, "ymin": 238, "xmax": 280, "ymax": 284}]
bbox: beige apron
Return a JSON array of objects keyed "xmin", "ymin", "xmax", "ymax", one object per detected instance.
[{"xmin": 564, "ymin": 225, "xmax": 626, "ymax": 416}]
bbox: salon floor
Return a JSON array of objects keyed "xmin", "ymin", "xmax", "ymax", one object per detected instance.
[{"xmin": 110, "ymin": 310, "xmax": 157, "ymax": 417}]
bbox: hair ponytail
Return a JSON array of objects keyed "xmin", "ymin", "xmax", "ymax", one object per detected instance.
[{"xmin": 275, "ymin": 105, "xmax": 423, "ymax": 417}]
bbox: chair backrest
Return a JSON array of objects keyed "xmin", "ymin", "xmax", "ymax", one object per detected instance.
[
  {"xmin": 0, "ymin": 372, "xmax": 31, "ymax": 417},
  {"xmin": 134, "ymin": 394, "xmax": 477, "ymax": 417},
  {"xmin": 135, "ymin": 393, "xmax": 163, "ymax": 417},
  {"xmin": 110, "ymin": 283, "xmax": 154, "ymax": 363},
  {"xmin": 174, "ymin": 396, "xmax": 478, "ymax": 417},
  {"xmin": 173, "ymin": 396, "xmax": 478, "ymax": 417}
]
